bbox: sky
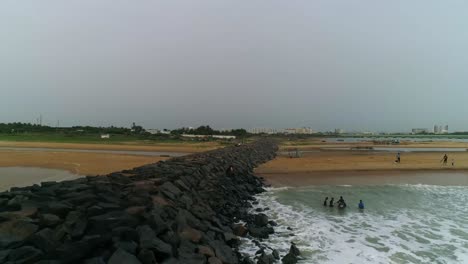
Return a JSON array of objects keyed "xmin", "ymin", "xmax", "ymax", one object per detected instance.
[{"xmin": 1, "ymin": 1, "xmax": 468, "ymax": 132}]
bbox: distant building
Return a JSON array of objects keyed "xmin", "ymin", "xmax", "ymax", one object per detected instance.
[
  {"xmin": 212, "ymin": 135, "xmax": 236, "ymax": 139},
  {"xmin": 181, "ymin": 134, "xmax": 235, "ymax": 140},
  {"xmin": 248, "ymin": 128, "xmax": 279, "ymax": 134},
  {"xmin": 442, "ymin": 125, "xmax": 449, "ymax": 134},
  {"xmin": 412, "ymin": 128, "xmax": 428, "ymax": 134},
  {"xmin": 100, "ymin": 134, "xmax": 110, "ymax": 139},
  {"xmin": 146, "ymin": 129, "xmax": 159, "ymax": 135},
  {"xmin": 434, "ymin": 124, "xmax": 448, "ymax": 134},
  {"xmin": 284, "ymin": 127, "xmax": 316, "ymax": 134},
  {"xmin": 335, "ymin": 128, "xmax": 344, "ymax": 134}
]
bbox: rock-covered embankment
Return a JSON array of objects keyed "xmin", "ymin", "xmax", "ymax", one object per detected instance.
[{"xmin": 0, "ymin": 140, "xmax": 291, "ymax": 264}]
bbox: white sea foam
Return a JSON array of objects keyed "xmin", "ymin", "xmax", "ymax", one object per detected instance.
[{"xmin": 240, "ymin": 185, "xmax": 468, "ymax": 264}]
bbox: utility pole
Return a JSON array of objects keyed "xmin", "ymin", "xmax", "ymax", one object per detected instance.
[{"xmin": 39, "ymin": 114, "xmax": 42, "ymax": 126}]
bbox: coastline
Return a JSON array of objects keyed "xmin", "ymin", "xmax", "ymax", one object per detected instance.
[
  {"xmin": 256, "ymin": 150, "xmax": 468, "ymax": 187},
  {"xmin": 0, "ymin": 141, "xmax": 219, "ymax": 153},
  {"xmin": 258, "ymin": 170, "xmax": 468, "ymax": 187}
]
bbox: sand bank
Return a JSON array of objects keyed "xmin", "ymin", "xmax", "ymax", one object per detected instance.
[
  {"xmin": 0, "ymin": 141, "xmax": 219, "ymax": 153},
  {"xmin": 256, "ymin": 151, "xmax": 468, "ymax": 186},
  {"xmin": 0, "ymin": 150, "xmax": 168, "ymax": 176}
]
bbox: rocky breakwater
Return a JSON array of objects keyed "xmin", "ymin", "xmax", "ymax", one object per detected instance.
[{"xmin": 0, "ymin": 140, "xmax": 284, "ymax": 264}]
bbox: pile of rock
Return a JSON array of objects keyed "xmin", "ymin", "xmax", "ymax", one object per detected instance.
[{"xmin": 0, "ymin": 140, "xmax": 281, "ymax": 264}]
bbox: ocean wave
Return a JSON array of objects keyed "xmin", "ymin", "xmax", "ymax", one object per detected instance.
[{"xmin": 240, "ymin": 185, "xmax": 468, "ymax": 263}]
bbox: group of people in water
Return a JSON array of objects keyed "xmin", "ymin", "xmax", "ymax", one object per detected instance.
[{"xmin": 323, "ymin": 196, "xmax": 364, "ymax": 209}]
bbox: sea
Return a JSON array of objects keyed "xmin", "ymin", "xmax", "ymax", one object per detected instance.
[{"xmin": 240, "ymin": 184, "xmax": 468, "ymax": 264}]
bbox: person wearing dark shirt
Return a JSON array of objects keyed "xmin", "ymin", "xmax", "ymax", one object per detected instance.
[
  {"xmin": 323, "ymin": 197, "xmax": 328, "ymax": 206},
  {"xmin": 329, "ymin": 197, "xmax": 334, "ymax": 207},
  {"xmin": 337, "ymin": 196, "xmax": 346, "ymax": 208}
]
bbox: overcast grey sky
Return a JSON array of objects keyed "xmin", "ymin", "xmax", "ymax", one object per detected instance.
[{"xmin": 1, "ymin": 1, "xmax": 468, "ymax": 131}]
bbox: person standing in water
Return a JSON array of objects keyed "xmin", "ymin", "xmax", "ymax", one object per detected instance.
[
  {"xmin": 337, "ymin": 196, "xmax": 346, "ymax": 208},
  {"xmin": 441, "ymin": 154, "xmax": 448, "ymax": 166},
  {"xmin": 329, "ymin": 197, "xmax": 334, "ymax": 207},
  {"xmin": 358, "ymin": 200, "xmax": 365, "ymax": 209},
  {"xmin": 323, "ymin": 197, "xmax": 328, "ymax": 206}
]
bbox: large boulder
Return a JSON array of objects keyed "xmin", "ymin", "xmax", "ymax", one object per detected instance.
[
  {"xmin": 0, "ymin": 219, "xmax": 38, "ymax": 248},
  {"xmin": 6, "ymin": 246, "xmax": 42, "ymax": 264},
  {"xmin": 254, "ymin": 214, "xmax": 269, "ymax": 227},
  {"xmin": 108, "ymin": 248, "xmax": 142, "ymax": 264}
]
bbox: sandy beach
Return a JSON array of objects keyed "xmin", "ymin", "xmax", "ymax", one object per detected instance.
[
  {"xmin": 0, "ymin": 141, "xmax": 219, "ymax": 153},
  {"xmin": 256, "ymin": 149, "xmax": 468, "ymax": 186},
  {"xmin": 0, "ymin": 150, "xmax": 168, "ymax": 176},
  {"xmin": 0, "ymin": 141, "xmax": 220, "ymax": 175}
]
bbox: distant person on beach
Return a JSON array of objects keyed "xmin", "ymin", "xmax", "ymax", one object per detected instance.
[
  {"xmin": 323, "ymin": 197, "xmax": 328, "ymax": 206},
  {"xmin": 441, "ymin": 154, "xmax": 448, "ymax": 165},
  {"xmin": 395, "ymin": 152, "xmax": 401, "ymax": 163},
  {"xmin": 452, "ymin": 159, "xmax": 455, "ymax": 167},
  {"xmin": 358, "ymin": 200, "xmax": 364, "ymax": 209},
  {"xmin": 329, "ymin": 197, "xmax": 334, "ymax": 207}
]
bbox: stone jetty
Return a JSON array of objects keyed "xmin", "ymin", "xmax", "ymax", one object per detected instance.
[{"xmin": 0, "ymin": 140, "xmax": 282, "ymax": 264}]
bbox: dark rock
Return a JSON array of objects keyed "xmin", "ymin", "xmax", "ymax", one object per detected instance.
[
  {"xmin": 54, "ymin": 235, "xmax": 109, "ymax": 263},
  {"xmin": 254, "ymin": 214, "xmax": 269, "ymax": 227},
  {"xmin": 83, "ymin": 257, "xmax": 106, "ymax": 264},
  {"xmin": 40, "ymin": 214, "xmax": 61, "ymax": 227},
  {"xmin": 248, "ymin": 226, "xmax": 273, "ymax": 239},
  {"xmin": 179, "ymin": 226, "xmax": 203, "ymax": 243},
  {"xmin": 0, "ymin": 249, "xmax": 11, "ymax": 263},
  {"xmin": 208, "ymin": 256, "xmax": 223, "ymax": 264},
  {"xmin": 108, "ymin": 248, "xmax": 142, "ymax": 264},
  {"xmin": 0, "ymin": 219, "xmax": 38, "ymax": 248},
  {"xmin": 241, "ymin": 257, "xmax": 255, "ymax": 264},
  {"xmin": 209, "ymin": 240, "xmax": 237, "ymax": 264},
  {"xmin": 281, "ymin": 253, "xmax": 297, "ymax": 264},
  {"xmin": 7, "ymin": 246, "xmax": 42, "ymax": 264},
  {"xmin": 112, "ymin": 226, "xmax": 139, "ymax": 242},
  {"xmin": 64, "ymin": 211, "xmax": 88, "ymax": 238},
  {"xmin": 160, "ymin": 182, "xmax": 182, "ymax": 200},
  {"xmin": 272, "ymin": 249, "xmax": 280, "ymax": 260},
  {"xmin": 289, "ymin": 243, "xmax": 300, "ymax": 256},
  {"xmin": 137, "ymin": 225, "xmax": 173, "ymax": 257},
  {"xmin": 114, "ymin": 240, "xmax": 138, "ymax": 254},
  {"xmin": 137, "ymin": 249, "xmax": 157, "ymax": 264},
  {"xmin": 198, "ymin": 245, "xmax": 215, "ymax": 257},
  {"xmin": 89, "ymin": 211, "xmax": 138, "ymax": 231},
  {"xmin": 41, "ymin": 201, "xmax": 73, "ymax": 218},
  {"xmin": 256, "ymin": 253, "xmax": 275, "ymax": 264},
  {"xmin": 232, "ymin": 224, "xmax": 248, "ymax": 237},
  {"xmin": 29, "ymin": 228, "xmax": 58, "ymax": 253}
]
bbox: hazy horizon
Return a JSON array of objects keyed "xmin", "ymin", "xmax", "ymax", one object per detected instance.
[{"xmin": 2, "ymin": 1, "xmax": 468, "ymax": 132}]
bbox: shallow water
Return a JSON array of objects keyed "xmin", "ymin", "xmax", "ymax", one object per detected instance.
[
  {"xmin": 0, "ymin": 167, "xmax": 80, "ymax": 191},
  {"xmin": 240, "ymin": 184, "xmax": 468, "ymax": 264}
]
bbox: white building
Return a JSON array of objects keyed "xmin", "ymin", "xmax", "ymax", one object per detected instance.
[
  {"xmin": 249, "ymin": 128, "xmax": 279, "ymax": 134},
  {"xmin": 181, "ymin": 134, "xmax": 236, "ymax": 140},
  {"xmin": 335, "ymin": 128, "xmax": 345, "ymax": 134},
  {"xmin": 412, "ymin": 128, "xmax": 428, "ymax": 134},
  {"xmin": 100, "ymin": 134, "xmax": 110, "ymax": 139}
]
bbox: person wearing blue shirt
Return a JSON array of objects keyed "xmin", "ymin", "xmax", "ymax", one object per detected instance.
[{"xmin": 358, "ymin": 200, "xmax": 364, "ymax": 209}]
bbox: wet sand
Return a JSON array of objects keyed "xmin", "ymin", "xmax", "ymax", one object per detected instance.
[
  {"xmin": 256, "ymin": 151, "xmax": 468, "ymax": 186},
  {"xmin": 0, "ymin": 150, "xmax": 168, "ymax": 176}
]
